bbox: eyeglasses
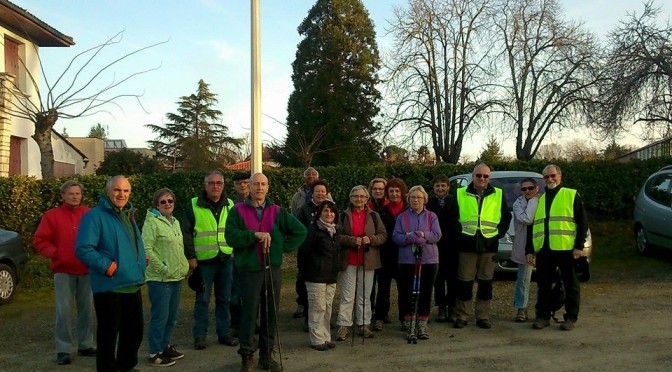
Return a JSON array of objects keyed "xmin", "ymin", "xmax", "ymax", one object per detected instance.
[
  {"xmin": 474, "ymin": 174, "xmax": 490, "ymax": 179},
  {"xmin": 207, "ymin": 181, "xmax": 224, "ymax": 186},
  {"xmin": 520, "ymin": 186, "xmax": 536, "ymax": 192},
  {"xmin": 409, "ymin": 196, "xmax": 424, "ymax": 200},
  {"xmin": 159, "ymin": 199, "xmax": 174, "ymax": 205},
  {"xmin": 543, "ymin": 174, "xmax": 557, "ymax": 179},
  {"xmin": 351, "ymin": 195, "xmax": 368, "ymax": 199}
]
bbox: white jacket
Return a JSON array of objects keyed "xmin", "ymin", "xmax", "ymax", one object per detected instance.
[{"xmin": 511, "ymin": 195, "xmax": 538, "ymax": 265}]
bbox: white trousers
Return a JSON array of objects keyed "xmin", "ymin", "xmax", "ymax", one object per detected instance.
[
  {"xmin": 305, "ymin": 281, "xmax": 336, "ymax": 345},
  {"xmin": 337, "ymin": 265, "xmax": 374, "ymax": 327}
]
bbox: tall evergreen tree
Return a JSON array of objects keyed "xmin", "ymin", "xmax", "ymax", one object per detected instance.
[
  {"xmin": 88, "ymin": 123, "xmax": 108, "ymax": 140},
  {"xmin": 284, "ymin": 0, "xmax": 382, "ymax": 166},
  {"xmin": 146, "ymin": 80, "xmax": 242, "ymax": 171},
  {"xmin": 478, "ymin": 135, "xmax": 504, "ymax": 163}
]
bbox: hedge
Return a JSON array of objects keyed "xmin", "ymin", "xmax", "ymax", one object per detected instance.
[{"xmin": 1, "ymin": 158, "xmax": 670, "ymax": 257}]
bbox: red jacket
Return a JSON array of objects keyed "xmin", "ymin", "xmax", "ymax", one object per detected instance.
[{"xmin": 33, "ymin": 204, "xmax": 91, "ymax": 275}]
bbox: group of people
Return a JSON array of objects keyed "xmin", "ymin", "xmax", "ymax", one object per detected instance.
[{"xmin": 31, "ymin": 162, "xmax": 588, "ymax": 372}]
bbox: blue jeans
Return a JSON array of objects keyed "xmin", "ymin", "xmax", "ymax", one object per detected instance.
[
  {"xmin": 147, "ymin": 281, "xmax": 182, "ymax": 354},
  {"xmin": 193, "ymin": 259, "xmax": 233, "ymax": 340},
  {"xmin": 513, "ymin": 263, "xmax": 533, "ymax": 309},
  {"xmin": 53, "ymin": 273, "xmax": 95, "ymax": 353}
]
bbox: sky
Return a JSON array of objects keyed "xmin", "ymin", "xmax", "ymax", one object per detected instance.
[{"xmin": 15, "ymin": 0, "xmax": 672, "ymax": 160}]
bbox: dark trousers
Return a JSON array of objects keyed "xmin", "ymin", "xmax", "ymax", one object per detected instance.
[
  {"xmin": 373, "ymin": 262, "xmax": 401, "ymax": 322},
  {"xmin": 398, "ymin": 263, "xmax": 438, "ymax": 318},
  {"xmin": 434, "ymin": 250, "xmax": 459, "ymax": 309},
  {"xmin": 238, "ymin": 268, "xmax": 281, "ymax": 356},
  {"xmin": 295, "ymin": 271, "xmax": 308, "ymax": 317},
  {"xmin": 535, "ymin": 249, "xmax": 580, "ymax": 321},
  {"xmin": 93, "ymin": 290, "xmax": 144, "ymax": 372}
]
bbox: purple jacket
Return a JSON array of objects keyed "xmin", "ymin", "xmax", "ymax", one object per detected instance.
[{"xmin": 392, "ymin": 208, "xmax": 442, "ymax": 265}]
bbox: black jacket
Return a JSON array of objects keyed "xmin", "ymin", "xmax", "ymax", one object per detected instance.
[
  {"xmin": 298, "ymin": 224, "xmax": 341, "ymax": 284},
  {"xmin": 448, "ymin": 182, "xmax": 512, "ymax": 253},
  {"xmin": 377, "ymin": 203, "xmax": 404, "ymax": 267},
  {"xmin": 426, "ymin": 194, "xmax": 459, "ymax": 255}
]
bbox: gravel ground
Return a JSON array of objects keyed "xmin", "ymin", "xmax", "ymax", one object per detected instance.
[{"xmin": 1, "ymin": 258, "xmax": 671, "ymax": 372}]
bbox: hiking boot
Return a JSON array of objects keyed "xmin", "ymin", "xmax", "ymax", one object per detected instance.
[
  {"xmin": 371, "ymin": 319, "xmax": 384, "ymax": 331},
  {"xmin": 560, "ymin": 318, "xmax": 576, "ymax": 331},
  {"xmin": 533, "ymin": 318, "xmax": 550, "ymax": 329},
  {"xmin": 336, "ymin": 326, "xmax": 350, "ymax": 341},
  {"xmin": 194, "ymin": 337, "xmax": 207, "ymax": 350},
  {"xmin": 476, "ymin": 319, "xmax": 492, "ymax": 329},
  {"xmin": 219, "ymin": 335, "xmax": 239, "ymax": 347},
  {"xmin": 56, "ymin": 353, "xmax": 71, "ymax": 365},
  {"xmin": 453, "ymin": 319, "xmax": 468, "ymax": 329},
  {"xmin": 326, "ymin": 341, "xmax": 336, "ymax": 349},
  {"xmin": 400, "ymin": 320, "xmax": 410, "ymax": 332},
  {"xmin": 417, "ymin": 319, "xmax": 429, "ymax": 340},
  {"xmin": 240, "ymin": 354, "xmax": 254, "ymax": 372},
  {"xmin": 163, "ymin": 344, "xmax": 184, "ymax": 360},
  {"xmin": 293, "ymin": 304, "xmax": 305, "ymax": 319},
  {"xmin": 311, "ymin": 343, "xmax": 329, "ymax": 351},
  {"xmin": 435, "ymin": 307, "xmax": 448, "ymax": 323},
  {"xmin": 359, "ymin": 325, "xmax": 374, "ymax": 338},
  {"xmin": 77, "ymin": 347, "xmax": 97, "ymax": 357},
  {"xmin": 148, "ymin": 353, "xmax": 176, "ymax": 367},
  {"xmin": 258, "ymin": 351, "xmax": 281, "ymax": 372},
  {"xmin": 515, "ymin": 308, "xmax": 528, "ymax": 322}
]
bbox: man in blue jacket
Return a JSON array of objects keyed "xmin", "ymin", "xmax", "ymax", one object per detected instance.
[{"xmin": 76, "ymin": 176, "xmax": 147, "ymax": 372}]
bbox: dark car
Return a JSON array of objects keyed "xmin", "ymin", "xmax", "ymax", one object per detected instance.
[
  {"xmin": 450, "ymin": 171, "xmax": 593, "ymax": 272},
  {"xmin": 633, "ymin": 165, "xmax": 672, "ymax": 254},
  {"xmin": 0, "ymin": 228, "xmax": 27, "ymax": 305}
]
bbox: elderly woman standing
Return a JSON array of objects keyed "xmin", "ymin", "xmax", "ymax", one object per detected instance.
[
  {"xmin": 336, "ymin": 185, "xmax": 387, "ymax": 341},
  {"xmin": 511, "ymin": 178, "xmax": 539, "ymax": 322},
  {"xmin": 393, "ymin": 186, "xmax": 442, "ymax": 341},
  {"xmin": 298, "ymin": 200, "xmax": 341, "ymax": 351},
  {"xmin": 142, "ymin": 188, "xmax": 189, "ymax": 366}
]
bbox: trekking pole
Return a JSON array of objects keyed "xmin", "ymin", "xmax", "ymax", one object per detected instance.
[
  {"xmin": 408, "ymin": 245, "xmax": 423, "ymax": 344},
  {"xmin": 362, "ymin": 243, "xmax": 369, "ymax": 345},
  {"xmin": 265, "ymin": 250, "xmax": 284, "ymax": 371},
  {"xmin": 351, "ymin": 243, "xmax": 360, "ymax": 347},
  {"xmin": 262, "ymin": 249, "xmax": 272, "ymax": 364}
]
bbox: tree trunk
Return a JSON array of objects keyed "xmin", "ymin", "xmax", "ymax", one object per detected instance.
[{"xmin": 32, "ymin": 109, "xmax": 58, "ymax": 179}]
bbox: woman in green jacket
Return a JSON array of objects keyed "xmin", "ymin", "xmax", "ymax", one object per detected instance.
[{"xmin": 142, "ymin": 188, "xmax": 189, "ymax": 367}]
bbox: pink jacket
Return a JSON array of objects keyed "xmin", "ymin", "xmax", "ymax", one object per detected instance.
[{"xmin": 33, "ymin": 204, "xmax": 90, "ymax": 275}]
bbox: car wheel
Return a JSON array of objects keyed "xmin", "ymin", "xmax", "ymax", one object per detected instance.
[
  {"xmin": 0, "ymin": 263, "xmax": 17, "ymax": 305},
  {"xmin": 635, "ymin": 226, "xmax": 653, "ymax": 255}
]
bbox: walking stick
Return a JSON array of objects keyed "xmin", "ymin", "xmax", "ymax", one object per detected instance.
[
  {"xmin": 351, "ymin": 244, "xmax": 360, "ymax": 347},
  {"xmin": 408, "ymin": 244, "xmax": 423, "ymax": 344},
  {"xmin": 362, "ymin": 243, "xmax": 369, "ymax": 345},
  {"xmin": 263, "ymin": 250, "xmax": 284, "ymax": 371}
]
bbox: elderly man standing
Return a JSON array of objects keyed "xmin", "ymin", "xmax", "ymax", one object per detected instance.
[
  {"xmin": 34, "ymin": 180, "xmax": 96, "ymax": 366},
  {"xmin": 532, "ymin": 164, "xmax": 589, "ymax": 331},
  {"xmin": 226, "ymin": 173, "xmax": 307, "ymax": 372},
  {"xmin": 449, "ymin": 164, "xmax": 511, "ymax": 330},
  {"xmin": 182, "ymin": 171, "xmax": 238, "ymax": 349},
  {"xmin": 232, "ymin": 172, "xmax": 250, "ymax": 204},
  {"xmin": 76, "ymin": 176, "xmax": 146, "ymax": 372}
]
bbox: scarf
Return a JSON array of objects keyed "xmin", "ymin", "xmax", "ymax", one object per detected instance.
[{"xmin": 317, "ymin": 218, "xmax": 337, "ymax": 238}]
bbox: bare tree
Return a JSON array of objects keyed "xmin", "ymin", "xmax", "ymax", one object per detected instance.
[
  {"xmin": 384, "ymin": 0, "xmax": 500, "ymax": 164},
  {"xmin": 535, "ymin": 143, "xmax": 564, "ymax": 160},
  {"xmin": 493, "ymin": 0, "xmax": 603, "ymax": 160},
  {"xmin": 3, "ymin": 31, "xmax": 163, "ymax": 178},
  {"xmin": 595, "ymin": 1, "xmax": 672, "ymax": 140}
]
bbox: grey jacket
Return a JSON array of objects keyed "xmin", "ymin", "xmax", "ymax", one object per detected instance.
[{"xmin": 511, "ymin": 195, "xmax": 538, "ymax": 265}]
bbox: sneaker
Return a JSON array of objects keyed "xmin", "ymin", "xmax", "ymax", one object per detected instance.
[
  {"xmin": 476, "ymin": 319, "xmax": 492, "ymax": 329},
  {"xmin": 148, "ymin": 353, "xmax": 176, "ymax": 367},
  {"xmin": 453, "ymin": 319, "xmax": 468, "ymax": 329},
  {"xmin": 293, "ymin": 304, "xmax": 305, "ymax": 319},
  {"xmin": 515, "ymin": 308, "xmax": 528, "ymax": 323},
  {"xmin": 336, "ymin": 326, "xmax": 350, "ymax": 341},
  {"xmin": 194, "ymin": 337, "xmax": 207, "ymax": 350},
  {"xmin": 163, "ymin": 344, "xmax": 184, "ymax": 360},
  {"xmin": 218, "ymin": 335, "xmax": 239, "ymax": 347},
  {"xmin": 359, "ymin": 325, "xmax": 374, "ymax": 338},
  {"xmin": 560, "ymin": 318, "xmax": 576, "ymax": 331},
  {"xmin": 533, "ymin": 318, "xmax": 550, "ymax": 329},
  {"xmin": 56, "ymin": 353, "xmax": 71, "ymax": 365},
  {"xmin": 417, "ymin": 319, "xmax": 429, "ymax": 340},
  {"xmin": 258, "ymin": 351, "xmax": 281, "ymax": 372},
  {"xmin": 311, "ymin": 343, "xmax": 329, "ymax": 351},
  {"xmin": 77, "ymin": 347, "xmax": 97, "ymax": 357},
  {"xmin": 371, "ymin": 319, "xmax": 384, "ymax": 331}
]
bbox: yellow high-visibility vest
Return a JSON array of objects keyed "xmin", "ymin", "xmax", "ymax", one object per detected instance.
[
  {"xmin": 192, "ymin": 197, "xmax": 233, "ymax": 260},
  {"xmin": 532, "ymin": 188, "xmax": 577, "ymax": 252},
  {"xmin": 456, "ymin": 187, "xmax": 503, "ymax": 238}
]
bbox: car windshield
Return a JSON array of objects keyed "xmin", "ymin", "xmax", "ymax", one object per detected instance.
[{"xmin": 490, "ymin": 177, "xmax": 545, "ymax": 210}]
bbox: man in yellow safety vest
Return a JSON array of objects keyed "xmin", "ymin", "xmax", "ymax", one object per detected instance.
[
  {"xmin": 182, "ymin": 171, "xmax": 238, "ymax": 349},
  {"xmin": 531, "ymin": 164, "xmax": 588, "ymax": 331}
]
